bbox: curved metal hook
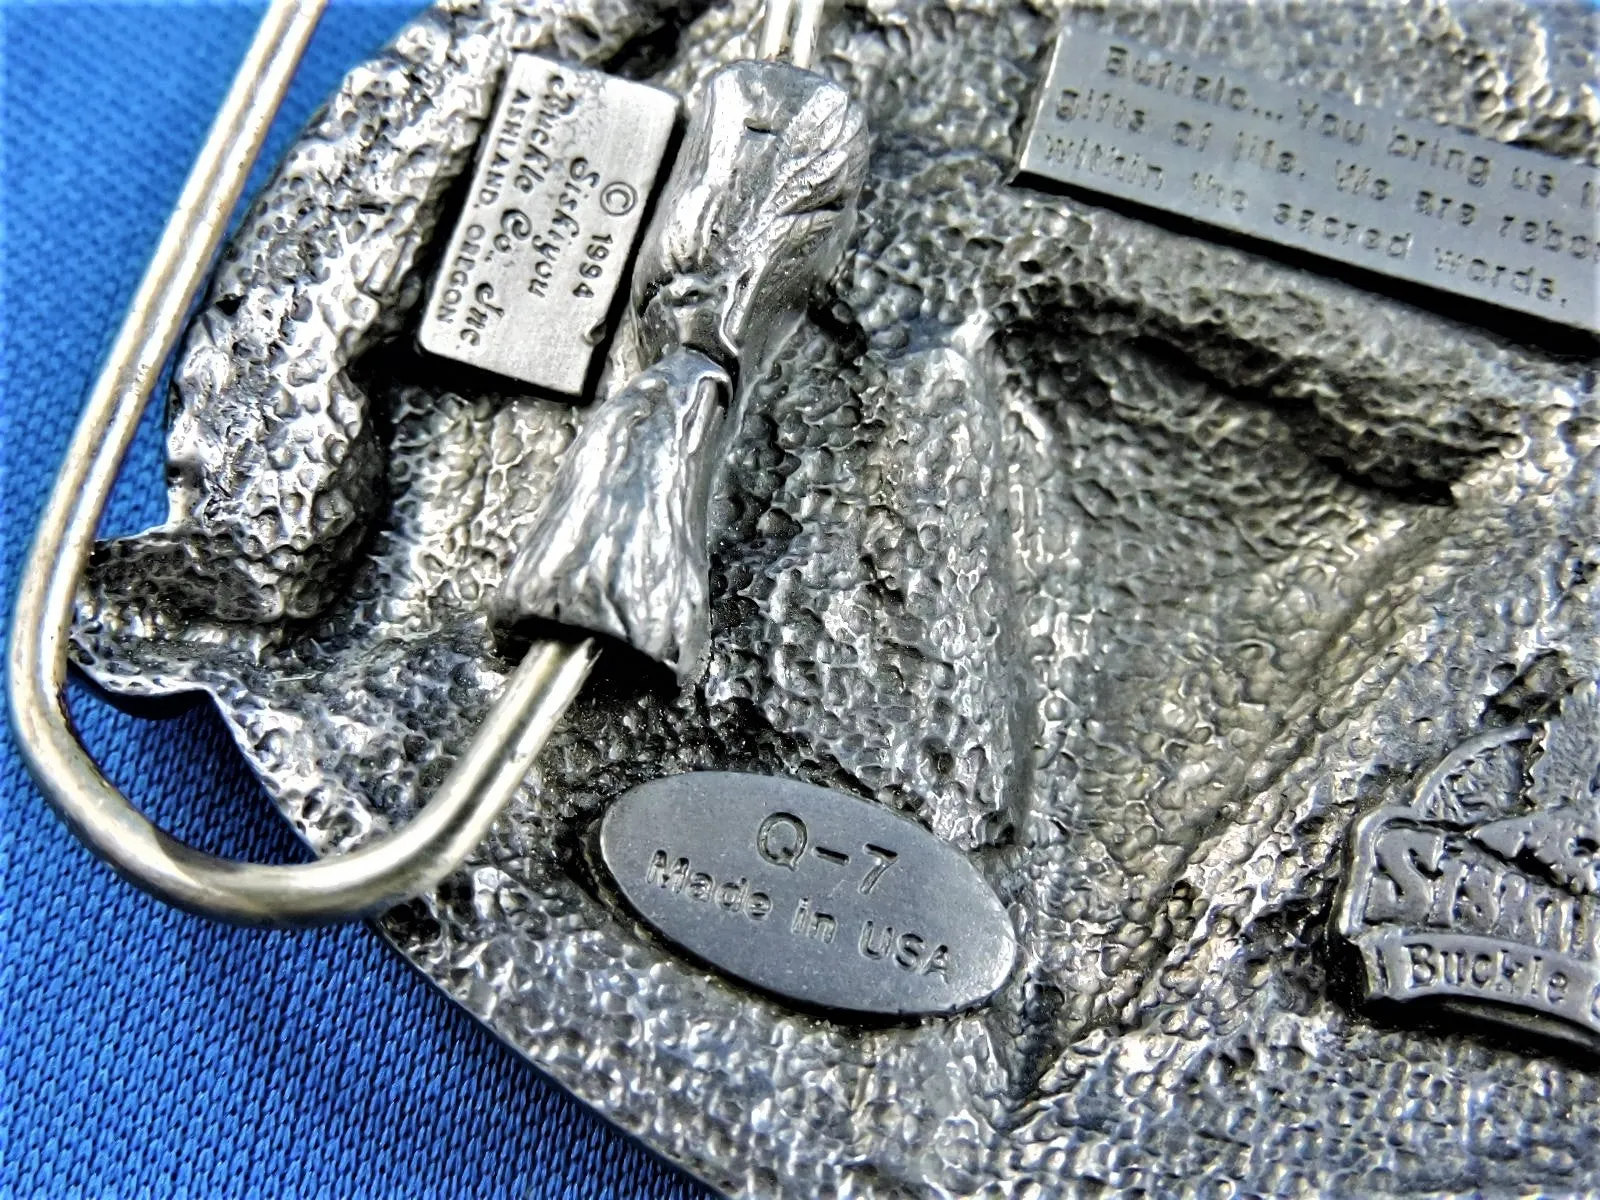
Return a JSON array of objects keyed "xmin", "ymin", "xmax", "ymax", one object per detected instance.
[{"xmin": 6, "ymin": 0, "xmax": 597, "ymax": 926}]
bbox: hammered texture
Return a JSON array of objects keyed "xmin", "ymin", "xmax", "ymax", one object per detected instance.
[{"xmin": 73, "ymin": 0, "xmax": 1600, "ymax": 1195}]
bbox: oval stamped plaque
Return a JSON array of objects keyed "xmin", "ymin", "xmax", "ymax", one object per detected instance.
[{"xmin": 600, "ymin": 772, "xmax": 1018, "ymax": 1016}]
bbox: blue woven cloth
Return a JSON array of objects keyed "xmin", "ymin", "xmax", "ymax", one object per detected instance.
[{"xmin": 0, "ymin": 5, "xmax": 708, "ymax": 1196}]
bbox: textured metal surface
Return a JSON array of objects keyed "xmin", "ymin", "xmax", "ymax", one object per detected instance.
[
  {"xmin": 1020, "ymin": 26, "xmax": 1600, "ymax": 332},
  {"xmin": 418, "ymin": 54, "xmax": 677, "ymax": 394},
  {"xmin": 493, "ymin": 58, "xmax": 869, "ymax": 677},
  {"xmin": 69, "ymin": 0, "xmax": 1600, "ymax": 1195},
  {"xmin": 601, "ymin": 772, "xmax": 1017, "ymax": 1015}
]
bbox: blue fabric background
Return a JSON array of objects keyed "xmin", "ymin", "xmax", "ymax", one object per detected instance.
[{"xmin": 0, "ymin": 4, "xmax": 710, "ymax": 1195}]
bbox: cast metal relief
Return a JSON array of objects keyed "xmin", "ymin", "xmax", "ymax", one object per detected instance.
[
  {"xmin": 68, "ymin": 0, "xmax": 1600, "ymax": 1195},
  {"xmin": 493, "ymin": 51, "xmax": 870, "ymax": 678}
]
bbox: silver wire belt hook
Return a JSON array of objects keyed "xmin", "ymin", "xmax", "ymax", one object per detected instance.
[
  {"xmin": 6, "ymin": 0, "xmax": 597, "ymax": 925},
  {"xmin": 9, "ymin": 0, "xmax": 859, "ymax": 927}
]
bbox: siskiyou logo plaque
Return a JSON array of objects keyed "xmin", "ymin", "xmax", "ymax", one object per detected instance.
[{"xmin": 1336, "ymin": 683, "xmax": 1600, "ymax": 1053}]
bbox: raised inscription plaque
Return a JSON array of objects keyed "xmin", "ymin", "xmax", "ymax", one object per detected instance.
[
  {"xmin": 600, "ymin": 773, "xmax": 1018, "ymax": 1016},
  {"xmin": 418, "ymin": 55, "xmax": 677, "ymax": 395},
  {"xmin": 1018, "ymin": 27, "xmax": 1600, "ymax": 333}
]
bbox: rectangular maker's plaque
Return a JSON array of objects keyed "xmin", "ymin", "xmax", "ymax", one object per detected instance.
[
  {"xmin": 420, "ymin": 55, "xmax": 678, "ymax": 394},
  {"xmin": 1019, "ymin": 28, "xmax": 1600, "ymax": 333}
]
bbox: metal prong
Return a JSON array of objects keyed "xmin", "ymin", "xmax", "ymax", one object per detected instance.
[
  {"xmin": 8, "ymin": 0, "xmax": 599, "ymax": 925},
  {"xmin": 759, "ymin": 0, "xmax": 825, "ymax": 68}
]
